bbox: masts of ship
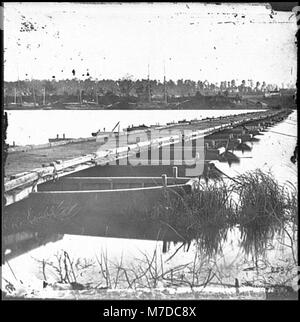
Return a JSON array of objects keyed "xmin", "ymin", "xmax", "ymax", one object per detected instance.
[
  {"xmin": 95, "ymin": 81, "xmax": 99, "ymax": 105},
  {"xmin": 14, "ymin": 86, "xmax": 22, "ymax": 105},
  {"xmin": 43, "ymin": 87, "xmax": 46, "ymax": 106},
  {"xmin": 147, "ymin": 64, "xmax": 151, "ymax": 103},
  {"xmin": 14, "ymin": 87, "xmax": 17, "ymax": 104},
  {"xmin": 163, "ymin": 60, "xmax": 167, "ymax": 104},
  {"xmin": 32, "ymin": 83, "xmax": 36, "ymax": 107},
  {"xmin": 17, "ymin": 77, "xmax": 23, "ymax": 106},
  {"xmin": 16, "ymin": 63, "xmax": 23, "ymax": 106},
  {"xmin": 78, "ymin": 79, "xmax": 82, "ymax": 105}
]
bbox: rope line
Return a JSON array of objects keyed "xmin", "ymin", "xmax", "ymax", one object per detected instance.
[{"xmin": 268, "ymin": 130, "xmax": 297, "ymax": 138}]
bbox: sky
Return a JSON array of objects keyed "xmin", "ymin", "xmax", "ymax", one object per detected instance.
[{"xmin": 3, "ymin": 2, "xmax": 298, "ymax": 86}]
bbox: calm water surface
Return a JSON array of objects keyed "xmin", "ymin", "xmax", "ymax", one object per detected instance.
[
  {"xmin": 6, "ymin": 109, "xmax": 260, "ymax": 146},
  {"xmin": 2, "ymin": 110, "xmax": 297, "ymax": 294}
]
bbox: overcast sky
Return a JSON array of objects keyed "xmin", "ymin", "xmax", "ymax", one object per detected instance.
[{"xmin": 4, "ymin": 2, "xmax": 298, "ymax": 86}]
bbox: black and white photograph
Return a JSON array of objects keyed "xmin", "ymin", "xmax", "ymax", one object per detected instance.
[{"xmin": 1, "ymin": 2, "xmax": 298, "ymax": 303}]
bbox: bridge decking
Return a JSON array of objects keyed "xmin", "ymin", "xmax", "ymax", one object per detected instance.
[
  {"xmin": 5, "ymin": 140, "xmax": 100, "ymax": 178},
  {"xmin": 4, "ymin": 109, "xmax": 290, "ymax": 206},
  {"xmin": 4, "ymin": 110, "xmax": 273, "ymax": 179}
]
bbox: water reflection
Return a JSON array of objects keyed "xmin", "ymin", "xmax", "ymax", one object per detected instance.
[
  {"xmin": 2, "ymin": 221, "xmax": 296, "ymax": 295},
  {"xmin": 2, "ymin": 111, "xmax": 297, "ymax": 297},
  {"xmin": 2, "ymin": 195, "xmax": 293, "ymax": 263},
  {"xmin": 3, "ymin": 232, "xmax": 63, "ymax": 263},
  {"xmin": 234, "ymin": 143, "xmax": 252, "ymax": 152}
]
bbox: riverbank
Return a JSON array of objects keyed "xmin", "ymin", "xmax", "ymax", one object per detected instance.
[
  {"xmin": 4, "ymin": 92, "xmax": 295, "ymax": 110},
  {"xmin": 4, "ymin": 105, "xmax": 265, "ymax": 111}
]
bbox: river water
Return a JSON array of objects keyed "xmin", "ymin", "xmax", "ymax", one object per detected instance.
[
  {"xmin": 2, "ymin": 109, "xmax": 298, "ymax": 298},
  {"xmin": 6, "ymin": 109, "xmax": 260, "ymax": 146}
]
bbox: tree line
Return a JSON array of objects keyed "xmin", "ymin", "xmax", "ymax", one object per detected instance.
[{"xmin": 4, "ymin": 77, "xmax": 288, "ymax": 104}]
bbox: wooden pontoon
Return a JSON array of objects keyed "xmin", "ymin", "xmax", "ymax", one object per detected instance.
[{"xmin": 4, "ymin": 109, "xmax": 292, "ymax": 208}]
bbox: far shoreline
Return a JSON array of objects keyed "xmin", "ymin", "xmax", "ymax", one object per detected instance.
[{"xmin": 4, "ymin": 107, "xmax": 267, "ymax": 111}]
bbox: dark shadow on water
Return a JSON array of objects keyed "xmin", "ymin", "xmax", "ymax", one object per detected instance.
[
  {"xmin": 234, "ymin": 143, "xmax": 252, "ymax": 152},
  {"xmin": 218, "ymin": 151, "xmax": 240, "ymax": 165},
  {"xmin": 3, "ymin": 170, "xmax": 296, "ymax": 263}
]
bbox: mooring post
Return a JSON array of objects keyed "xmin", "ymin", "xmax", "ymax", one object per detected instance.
[
  {"xmin": 172, "ymin": 166, "xmax": 178, "ymax": 179},
  {"xmin": 162, "ymin": 174, "xmax": 167, "ymax": 187},
  {"xmin": 63, "ymin": 133, "xmax": 65, "ymax": 139}
]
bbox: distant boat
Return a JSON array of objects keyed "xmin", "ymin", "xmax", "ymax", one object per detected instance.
[
  {"xmin": 48, "ymin": 136, "xmax": 74, "ymax": 143},
  {"xmin": 91, "ymin": 130, "xmax": 120, "ymax": 138},
  {"xmin": 178, "ymin": 119, "xmax": 187, "ymax": 124},
  {"xmin": 48, "ymin": 133, "xmax": 74, "ymax": 142},
  {"xmin": 124, "ymin": 124, "xmax": 149, "ymax": 132}
]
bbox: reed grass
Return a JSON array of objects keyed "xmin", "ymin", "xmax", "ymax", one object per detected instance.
[
  {"xmin": 150, "ymin": 169, "xmax": 297, "ymax": 258},
  {"xmin": 232, "ymin": 170, "xmax": 294, "ymax": 256}
]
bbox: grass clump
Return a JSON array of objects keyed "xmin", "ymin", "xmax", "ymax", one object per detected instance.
[
  {"xmin": 150, "ymin": 180, "xmax": 236, "ymax": 255},
  {"xmin": 234, "ymin": 169, "xmax": 287, "ymax": 223},
  {"xmin": 233, "ymin": 170, "xmax": 292, "ymax": 255},
  {"xmin": 150, "ymin": 169, "xmax": 297, "ymax": 258}
]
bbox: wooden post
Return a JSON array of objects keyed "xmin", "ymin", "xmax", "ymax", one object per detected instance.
[
  {"xmin": 162, "ymin": 174, "xmax": 167, "ymax": 187},
  {"xmin": 32, "ymin": 85, "xmax": 36, "ymax": 107},
  {"xmin": 172, "ymin": 166, "xmax": 178, "ymax": 179}
]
